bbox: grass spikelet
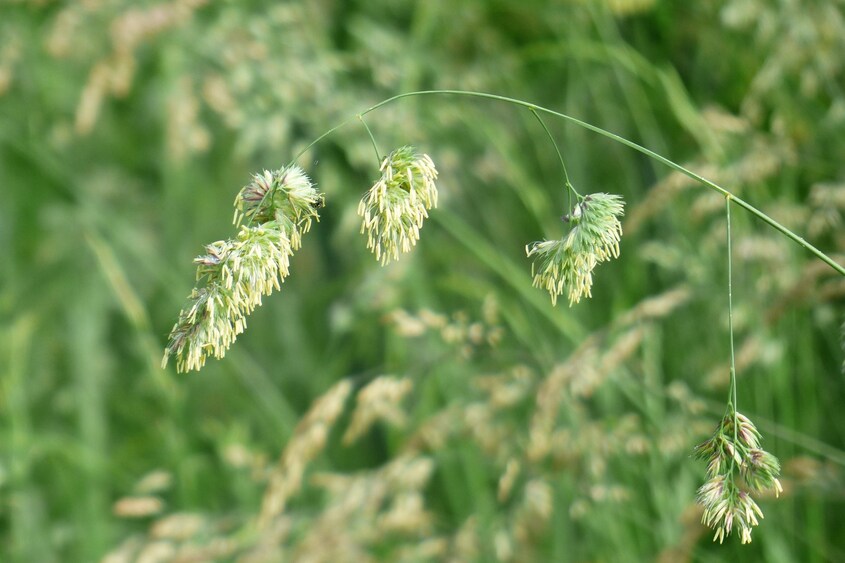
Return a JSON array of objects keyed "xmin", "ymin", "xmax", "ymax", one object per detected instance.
[
  {"xmin": 358, "ymin": 146, "xmax": 438, "ymax": 265},
  {"xmin": 694, "ymin": 411, "xmax": 782, "ymax": 543},
  {"xmin": 526, "ymin": 193, "xmax": 625, "ymax": 306}
]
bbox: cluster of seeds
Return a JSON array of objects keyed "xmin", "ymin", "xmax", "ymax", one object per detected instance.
[
  {"xmin": 162, "ymin": 165, "xmax": 323, "ymax": 372},
  {"xmin": 694, "ymin": 411, "xmax": 782, "ymax": 543},
  {"xmin": 358, "ymin": 146, "xmax": 438, "ymax": 265},
  {"xmin": 526, "ymin": 193, "xmax": 625, "ymax": 306}
]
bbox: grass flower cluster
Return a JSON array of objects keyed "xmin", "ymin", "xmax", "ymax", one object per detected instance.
[
  {"xmin": 163, "ymin": 147, "xmax": 441, "ymax": 373},
  {"xmin": 526, "ymin": 193, "xmax": 625, "ymax": 306},
  {"xmin": 162, "ymin": 165, "xmax": 324, "ymax": 372},
  {"xmin": 358, "ymin": 146, "xmax": 439, "ymax": 265},
  {"xmin": 12, "ymin": 2, "xmax": 845, "ymax": 560},
  {"xmin": 154, "ymin": 88, "xmax": 810, "ymax": 548},
  {"xmin": 694, "ymin": 411, "xmax": 782, "ymax": 544},
  {"xmin": 233, "ymin": 166, "xmax": 324, "ymax": 248}
]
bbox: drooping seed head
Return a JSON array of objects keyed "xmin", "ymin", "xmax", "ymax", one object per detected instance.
[
  {"xmin": 358, "ymin": 146, "xmax": 438, "ymax": 265},
  {"xmin": 526, "ymin": 193, "xmax": 625, "ymax": 306}
]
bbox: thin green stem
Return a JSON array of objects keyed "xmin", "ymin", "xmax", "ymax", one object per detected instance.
[
  {"xmin": 295, "ymin": 89, "xmax": 845, "ymax": 277},
  {"xmin": 726, "ymin": 196, "xmax": 739, "ymax": 460},
  {"xmin": 292, "ymin": 115, "xmax": 357, "ymax": 164},
  {"xmin": 528, "ymin": 107, "xmax": 581, "ymax": 203},
  {"xmin": 358, "ymin": 114, "xmax": 382, "ymax": 165}
]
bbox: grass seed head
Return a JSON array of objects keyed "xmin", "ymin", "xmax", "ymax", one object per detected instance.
[
  {"xmin": 526, "ymin": 193, "xmax": 625, "ymax": 306},
  {"xmin": 163, "ymin": 167, "xmax": 324, "ymax": 373},
  {"xmin": 358, "ymin": 146, "xmax": 438, "ymax": 265}
]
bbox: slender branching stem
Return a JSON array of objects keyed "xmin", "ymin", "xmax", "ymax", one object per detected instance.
[
  {"xmin": 293, "ymin": 89, "xmax": 844, "ymax": 277},
  {"xmin": 726, "ymin": 196, "xmax": 739, "ymax": 467},
  {"xmin": 292, "ymin": 117, "xmax": 357, "ymax": 164},
  {"xmin": 358, "ymin": 114, "xmax": 382, "ymax": 165},
  {"xmin": 528, "ymin": 107, "xmax": 581, "ymax": 204}
]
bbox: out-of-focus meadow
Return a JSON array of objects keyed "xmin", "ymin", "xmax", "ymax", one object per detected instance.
[{"xmin": 1, "ymin": 0, "xmax": 844, "ymax": 561}]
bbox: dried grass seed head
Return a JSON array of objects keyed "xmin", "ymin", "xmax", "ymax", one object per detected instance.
[
  {"xmin": 260, "ymin": 379, "xmax": 353, "ymax": 524},
  {"xmin": 343, "ymin": 376, "xmax": 414, "ymax": 445}
]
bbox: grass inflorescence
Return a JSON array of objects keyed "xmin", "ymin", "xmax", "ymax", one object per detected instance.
[
  {"xmin": 7, "ymin": 3, "xmax": 845, "ymax": 561},
  {"xmin": 162, "ymin": 165, "xmax": 324, "ymax": 372},
  {"xmin": 526, "ymin": 193, "xmax": 625, "ymax": 306}
]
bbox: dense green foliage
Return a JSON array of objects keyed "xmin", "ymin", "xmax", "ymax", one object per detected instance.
[{"xmin": 1, "ymin": 0, "xmax": 844, "ymax": 561}]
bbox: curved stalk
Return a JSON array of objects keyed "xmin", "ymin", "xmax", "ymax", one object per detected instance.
[
  {"xmin": 528, "ymin": 107, "xmax": 580, "ymax": 201},
  {"xmin": 297, "ymin": 89, "xmax": 844, "ymax": 276},
  {"xmin": 357, "ymin": 114, "xmax": 382, "ymax": 165}
]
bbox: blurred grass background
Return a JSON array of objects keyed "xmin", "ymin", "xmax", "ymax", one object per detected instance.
[{"xmin": 1, "ymin": 0, "xmax": 844, "ymax": 561}]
